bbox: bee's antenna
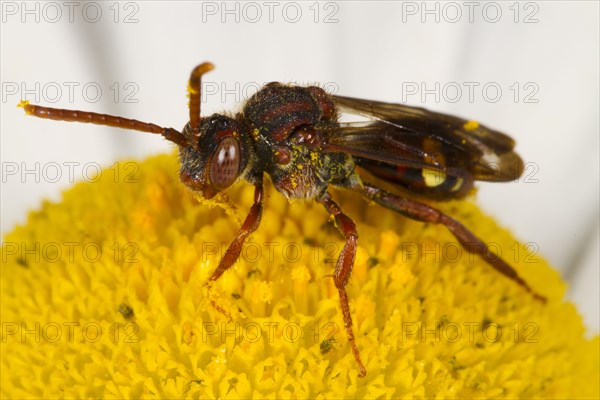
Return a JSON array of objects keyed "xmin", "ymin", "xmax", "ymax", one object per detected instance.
[
  {"xmin": 188, "ymin": 62, "xmax": 215, "ymax": 135},
  {"xmin": 18, "ymin": 101, "xmax": 189, "ymax": 147}
]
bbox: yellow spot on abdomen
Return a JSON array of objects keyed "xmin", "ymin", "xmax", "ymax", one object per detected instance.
[
  {"xmin": 451, "ymin": 177, "xmax": 464, "ymax": 192},
  {"xmin": 464, "ymin": 120, "xmax": 479, "ymax": 131},
  {"xmin": 422, "ymin": 168, "xmax": 446, "ymax": 187}
]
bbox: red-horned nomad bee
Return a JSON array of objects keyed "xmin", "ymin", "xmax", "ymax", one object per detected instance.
[{"xmin": 20, "ymin": 62, "xmax": 545, "ymax": 377}]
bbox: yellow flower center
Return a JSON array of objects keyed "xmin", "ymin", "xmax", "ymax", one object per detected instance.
[{"xmin": 1, "ymin": 154, "xmax": 598, "ymax": 398}]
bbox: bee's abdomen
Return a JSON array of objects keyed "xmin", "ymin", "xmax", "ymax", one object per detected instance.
[{"xmin": 355, "ymin": 158, "xmax": 474, "ymax": 200}]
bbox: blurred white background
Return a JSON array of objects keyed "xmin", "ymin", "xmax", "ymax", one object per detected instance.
[{"xmin": 1, "ymin": 1, "xmax": 598, "ymax": 332}]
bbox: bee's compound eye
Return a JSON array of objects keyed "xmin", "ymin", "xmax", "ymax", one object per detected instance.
[{"xmin": 210, "ymin": 137, "xmax": 240, "ymax": 189}]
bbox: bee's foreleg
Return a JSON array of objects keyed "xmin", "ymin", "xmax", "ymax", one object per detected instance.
[{"xmin": 206, "ymin": 180, "xmax": 264, "ymax": 319}]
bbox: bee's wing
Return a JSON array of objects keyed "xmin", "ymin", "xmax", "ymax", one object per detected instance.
[{"xmin": 321, "ymin": 95, "xmax": 524, "ymax": 182}]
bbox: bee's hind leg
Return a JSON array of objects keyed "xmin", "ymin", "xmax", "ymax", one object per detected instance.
[
  {"xmin": 357, "ymin": 182, "xmax": 546, "ymax": 302},
  {"xmin": 318, "ymin": 192, "xmax": 367, "ymax": 377}
]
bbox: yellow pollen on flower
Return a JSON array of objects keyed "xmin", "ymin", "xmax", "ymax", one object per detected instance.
[
  {"xmin": 0, "ymin": 153, "xmax": 597, "ymax": 399},
  {"xmin": 246, "ymin": 280, "xmax": 273, "ymax": 304},
  {"xmin": 291, "ymin": 264, "xmax": 311, "ymax": 284}
]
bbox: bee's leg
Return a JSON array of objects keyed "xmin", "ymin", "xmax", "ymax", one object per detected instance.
[
  {"xmin": 318, "ymin": 192, "xmax": 367, "ymax": 377},
  {"xmin": 359, "ymin": 182, "xmax": 546, "ymax": 302},
  {"xmin": 207, "ymin": 181, "xmax": 264, "ymax": 319}
]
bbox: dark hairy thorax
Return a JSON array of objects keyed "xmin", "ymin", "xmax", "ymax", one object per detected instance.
[{"xmin": 242, "ymin": 83, "xmax": 354, "ymax": 199}]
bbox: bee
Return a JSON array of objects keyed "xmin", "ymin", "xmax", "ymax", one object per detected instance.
[{"xmin": 20, "ymin": 62, "xmax": 545, "ymax": 377}]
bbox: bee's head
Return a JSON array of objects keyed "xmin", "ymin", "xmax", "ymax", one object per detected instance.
[
  {"xmin": 179, "ymin": 114, "xmax": 247, "ymax": 199},
  {"xmin": 18, "ymin": 62, "xmax": 250, "ymax": 201}
]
